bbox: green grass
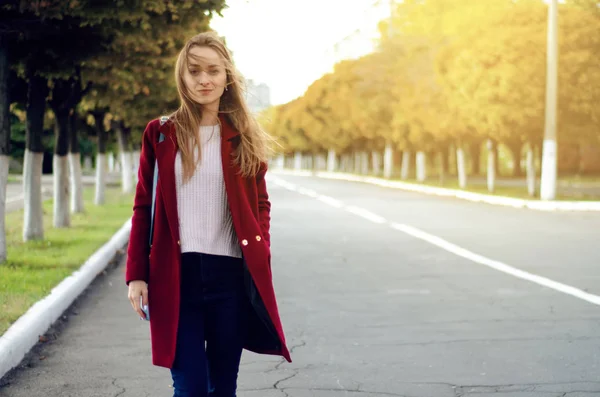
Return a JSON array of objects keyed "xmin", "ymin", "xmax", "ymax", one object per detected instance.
[
  {"xmin": 0, "ymin": 187, "xmax": 134, "ymax": 335},
  {"xmin": 7, "ymin": 175, "xmax": 19, "ymax": 183}
]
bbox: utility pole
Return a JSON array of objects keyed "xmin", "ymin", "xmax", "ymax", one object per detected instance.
[{"xmin": 540, "ymin": 0, "xmax": 558, "ymax": 200}]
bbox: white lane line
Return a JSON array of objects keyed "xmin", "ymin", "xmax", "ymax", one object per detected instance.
[
  {"xmin": 297, "ymin": 187, "xmax": 318, "ymax": 198},
  {"xmin": 390, "ymin": 222, "xmax": 600, "ymax": 306},
  {"xmin": 345, "ymin": 205, "xmax": 387, "ymax": 224},
  {"xmin": 317, "ymin": 195, "xmax": 344, "ymax": 208},
  {"xmin": 272, "ymin": 175, "xmax": 600, "ymax": 307}
]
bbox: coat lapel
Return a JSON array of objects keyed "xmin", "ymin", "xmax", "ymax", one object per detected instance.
[{"xmin": 155, "ymin": 121, "xmax": 180, "ymax": 242}]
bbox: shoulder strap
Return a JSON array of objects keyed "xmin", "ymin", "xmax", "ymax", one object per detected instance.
[{"xmin": 149, "ymin": 117, "xmax": 168, "ymax": 248}]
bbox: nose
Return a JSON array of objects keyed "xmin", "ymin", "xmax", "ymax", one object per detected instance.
[{"xmin": 197, "ymin": 71, "xmax": 212, "ymax": 86}]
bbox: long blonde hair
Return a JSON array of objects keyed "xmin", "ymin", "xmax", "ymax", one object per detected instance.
[{"xmin": 171, "ymin": 31, "xmax": 271, "ymax": 182}]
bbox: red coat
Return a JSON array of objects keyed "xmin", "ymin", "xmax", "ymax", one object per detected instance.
[{"xmin": 125, "ymin": 115, "xmax": 291, "ymax": 368}]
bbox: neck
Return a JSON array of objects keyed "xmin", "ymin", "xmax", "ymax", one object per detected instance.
[{"xmin": 200, "ymin": 102, "xmax": 219, "ymax": 126}]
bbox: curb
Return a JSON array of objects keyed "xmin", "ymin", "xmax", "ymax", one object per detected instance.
[
  {"xmin": 0, "ymin": 218, "xmax": 132, "ymax": 379},
  {"xmin": 272, "ymin": 169, "xmax": 600, "ymax": 212}
]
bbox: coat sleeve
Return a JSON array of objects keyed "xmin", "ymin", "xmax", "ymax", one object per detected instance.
[
  {"xmin": 125, "ymin": 120, "xmax": 157, "ymax": 285},
  {"xmin": 256, "ymin": 161, "xmax": 271, "ymax": 247}
]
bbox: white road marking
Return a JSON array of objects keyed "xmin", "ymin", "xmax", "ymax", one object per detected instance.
[
  {"xmin": 317, "ymin": 195, "xmax": 344, "ymax": 208},
  {"xmin": 271, "ymin": 175, "xmax": 600, "ymax": 307},
  {"xmin": 345, "ymin": 206, "xmax": 386, "ymax": 224}
]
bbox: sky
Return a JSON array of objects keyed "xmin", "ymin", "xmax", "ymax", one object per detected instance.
[{"xmin": 210, "ymin": 0, "xmax": 391, "ymax": 106}]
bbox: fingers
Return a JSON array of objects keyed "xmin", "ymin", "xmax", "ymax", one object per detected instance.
[
  {"xmin": 141, "ymin": 288, "xmax": 149, "ymax": 307},
  {"xmin": 128, "ymin": 287, "xmax": 146, "ymax": 319}
]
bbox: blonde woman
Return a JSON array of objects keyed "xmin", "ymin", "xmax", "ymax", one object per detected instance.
[{"xmin": 125, "ymin": 31, "xmax": 291, "ymax": 396}]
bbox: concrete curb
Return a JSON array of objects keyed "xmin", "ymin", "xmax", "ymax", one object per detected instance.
[
  {"xmin": 0, "ymin": 218, "xmax": 132, "ymax": 379},
  {"xmin": 272, "ymin": 169, "xmax": 600, "ymax": 212}
]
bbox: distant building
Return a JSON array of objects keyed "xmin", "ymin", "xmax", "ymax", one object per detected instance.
[{"xmin": 244, "ymin": 79, "xmax": 271, "ymax": 114}]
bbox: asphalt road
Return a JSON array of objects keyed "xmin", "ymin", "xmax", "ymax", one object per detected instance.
[{"xmin": 1, "ymin": 173, "xmax": 600, "ymax": 396}]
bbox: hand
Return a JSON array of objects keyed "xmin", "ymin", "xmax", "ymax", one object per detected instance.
[{"xmin": 128, "ymin": 280, "xmax": 148, "ymax": 319}]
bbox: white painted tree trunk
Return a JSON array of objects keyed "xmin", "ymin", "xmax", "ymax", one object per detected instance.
[
  {"xmin": 69, "ymin": 153, "xmax": 85, "ymax": 213},
  {"xmin": 383, "ymin": 143, "xmax": 394, "ymax": 179},
  {"xmin": 95, "ymin": 153, "xmax": 106, "ymax": 205},
  {"xmin": 487, "ymin": 140, "xmax": 496, "ymax": 193},
  {"xmin": 0, "ymin": 155, "xmax": 8, "ymax": 262},
  {"xmin": 133, "ymin": 150, "xmax": 140, "ymax": 185},
  {"xmin": 401, "ymin": 150, "xmax": 410, "ymax": 180},
  {"xmin": 108, "ymin": 152, "xmax": 115, "ymax": 172},
  {"xmin": 294, "ymin": 152, "xmax": 302, "ymax": 170},
  {"xmin": 354, "ymin": 152, "xmax": 361, "ymax": 173},
  {"xmin": 275, "ymin": 154, "xmax": 285, "ymax": 169},
  {"xmin": 360, "ymin": 152, "xmax": 369, "ymax": 175},
  {"xmin": 53, "ymin": 155, "xmax": 70, "ymax": 228},
  {"xmin": 457, "ymin": 147, "xmax": 467, "ymax": 189},
  {"xmin": 120, "ymin": 151, "xmax": 134, "ymax": 194},
  {"xmin": 23, "ymin": 150, "xmax": 44, "ymax": 241},
  {"xmin": 371, "ymin": 151, "xmax": 382, "ymax": 176},
  {"xmin": 526, "ymin": 146, "xmax": 536, "ymax": 197},
  {"xmin": 319, "ymin": 153, "xmax": 327, "ymax": 170},
  {"xmin": 416, "ymin": 151, "xmax": 427, "ymax": 182},
  {"xmin": 327, "ymin": 149, "xmax": 336, "ymax": 172},
  {"xmin": 84, "ymin": 156, "xmax": 93, "ymax": 172}
]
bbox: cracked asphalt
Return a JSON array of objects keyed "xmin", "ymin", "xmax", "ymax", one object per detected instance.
[{"xmin": 2, "ymin": 174, "xmax": 600, "ymax": 396}]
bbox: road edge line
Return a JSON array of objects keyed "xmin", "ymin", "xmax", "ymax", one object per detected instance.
[{"xmin": 271, "ymin": 169, "xmax": 600, "ymax": 212}]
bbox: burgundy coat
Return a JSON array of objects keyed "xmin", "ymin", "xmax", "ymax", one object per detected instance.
[{"xmin": 125, "ymin": 115, "xmax": 291, "ymax": 368}]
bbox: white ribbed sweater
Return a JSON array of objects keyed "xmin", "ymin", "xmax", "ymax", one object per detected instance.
[{"xmin": 175, "ymin": 125, "xmax": 242, "ymax": 258}]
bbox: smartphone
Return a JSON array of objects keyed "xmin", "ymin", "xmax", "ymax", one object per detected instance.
[{"xmin": 140, "ymin": 296, "xmax": 150, "ymax": 321}]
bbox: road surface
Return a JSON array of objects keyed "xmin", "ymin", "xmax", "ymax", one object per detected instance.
[{"xmin": 1, "ymin": 173, "xmax": 600, "ymax": 396}]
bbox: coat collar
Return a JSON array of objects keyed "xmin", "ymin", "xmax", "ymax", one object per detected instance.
[{"xmin": 157, "ymin": 113, "xmax": 241, "ymax": 142}]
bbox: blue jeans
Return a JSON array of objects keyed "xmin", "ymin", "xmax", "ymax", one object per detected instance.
[{"xmin": 171, "ymin": 252, "xmax": 247, "ymax": 397}]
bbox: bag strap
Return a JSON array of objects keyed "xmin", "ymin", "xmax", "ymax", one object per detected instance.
[{"xmin": 149, "ymin": 116, "xmax": 169, "ymax": 248}]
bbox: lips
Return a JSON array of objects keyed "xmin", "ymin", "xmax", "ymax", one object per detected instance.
[{"xmin": 199, "ymin": 90, "xmax": 212, "ymax": 95}]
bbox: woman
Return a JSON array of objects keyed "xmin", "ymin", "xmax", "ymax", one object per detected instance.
[{"xmin": 125, "ymin": 31, "xmax": 291, "ymax": 397}]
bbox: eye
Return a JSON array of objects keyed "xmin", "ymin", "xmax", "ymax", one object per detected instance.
[
  {"xmin": 188, "ymin": 69, "xmax": 198, "ymax": 76},
  {"xmin": 209, "ymin": 69, "xmax": 220, "ymax": 75}
]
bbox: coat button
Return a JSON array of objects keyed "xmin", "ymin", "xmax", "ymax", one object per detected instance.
[
  {"xmin": 241, "ymin": 239, "xmax": 248, "ymax": 246},
  {"xmin": 255, "ymin": 235, "xmax": 261, "ymax": 242},
  {"xmin": 177, "ymin": 240, "xmax": 180, "ymax": 246}
]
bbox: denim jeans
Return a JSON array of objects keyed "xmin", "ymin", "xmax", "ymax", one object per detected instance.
[{"xmin": 170, "ymin": 252, "xmax": 247, "ymax": 397}]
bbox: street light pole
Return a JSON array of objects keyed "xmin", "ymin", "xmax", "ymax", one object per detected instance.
[{"xmin": 540, "ymin": 0, "xmax": 558, "ymax": 200}]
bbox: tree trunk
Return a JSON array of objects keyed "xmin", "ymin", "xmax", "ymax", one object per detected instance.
[
  {"xmin": 439, "ymin": 147, "xmax": 450, "ymax": 185},
  {"xmin": 53, "ymin": 110, "xmax": 70, "ymax": 228},
  {"xmin": 400, "ymin": 150, "xmax": 410, "ymax": 180},
  {"xmin": 326, "ymin": 149, "xmax": 336, "ymax": 172},
  {"xmin": 526, "ymin": 144, "xmax": 536, "ymax": 197},
  {"xmin": 293, "ymin": 151, "xmax": 302, "ymax": 170},
  {"xmin": 457, "ymin": 146, "xmax": 467, "ymax": 188},
  {"xmin": 469, "ymin": 141, "xmax": 481, "ymax": 176},
  {"xmin": 114, "ymin": 122, "xmax": 133, "ymax": 193},
  {"xmin": 416, "ymin": 151, "xmax": 427, "ymax": 182},
  {"xmin": 108, "ymin": 152, "xmax": 115, "ymax": 172},
  {"xmin": 487, "ymin": 139, "xmax": 496, "ymax": 193},
  {"xmin": 69, "ymin": 112, "xmax": 84, "ymax": 213},
  {"xmin": 383, "ymin": 142, "xmax": 393, "ymax": 179},
  {"xmin": 360, "ymin": 151, "xmax": 369, "ymax": 175},
  {"xmin": 0, "ymin": 37, "xmax": 10, "ymax": 262},
  {"xmin": 371, "ymin": 150, "xmax": 382, "ymax": 176},
  {"xmin": 507, "ymin": 140, "xmax": 523, "ymax": 177},
  {"xmin": 23, "ymin": 74, "xmax": 47, "ymax": 241},
  {"xmin": 94, "ymin": 110, "xmax": 108, "ymax": 205}
]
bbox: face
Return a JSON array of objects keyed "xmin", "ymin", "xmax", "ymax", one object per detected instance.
[{"xmin": 183, "ymin": 46, "xmax": 227, "ymax": 108}]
